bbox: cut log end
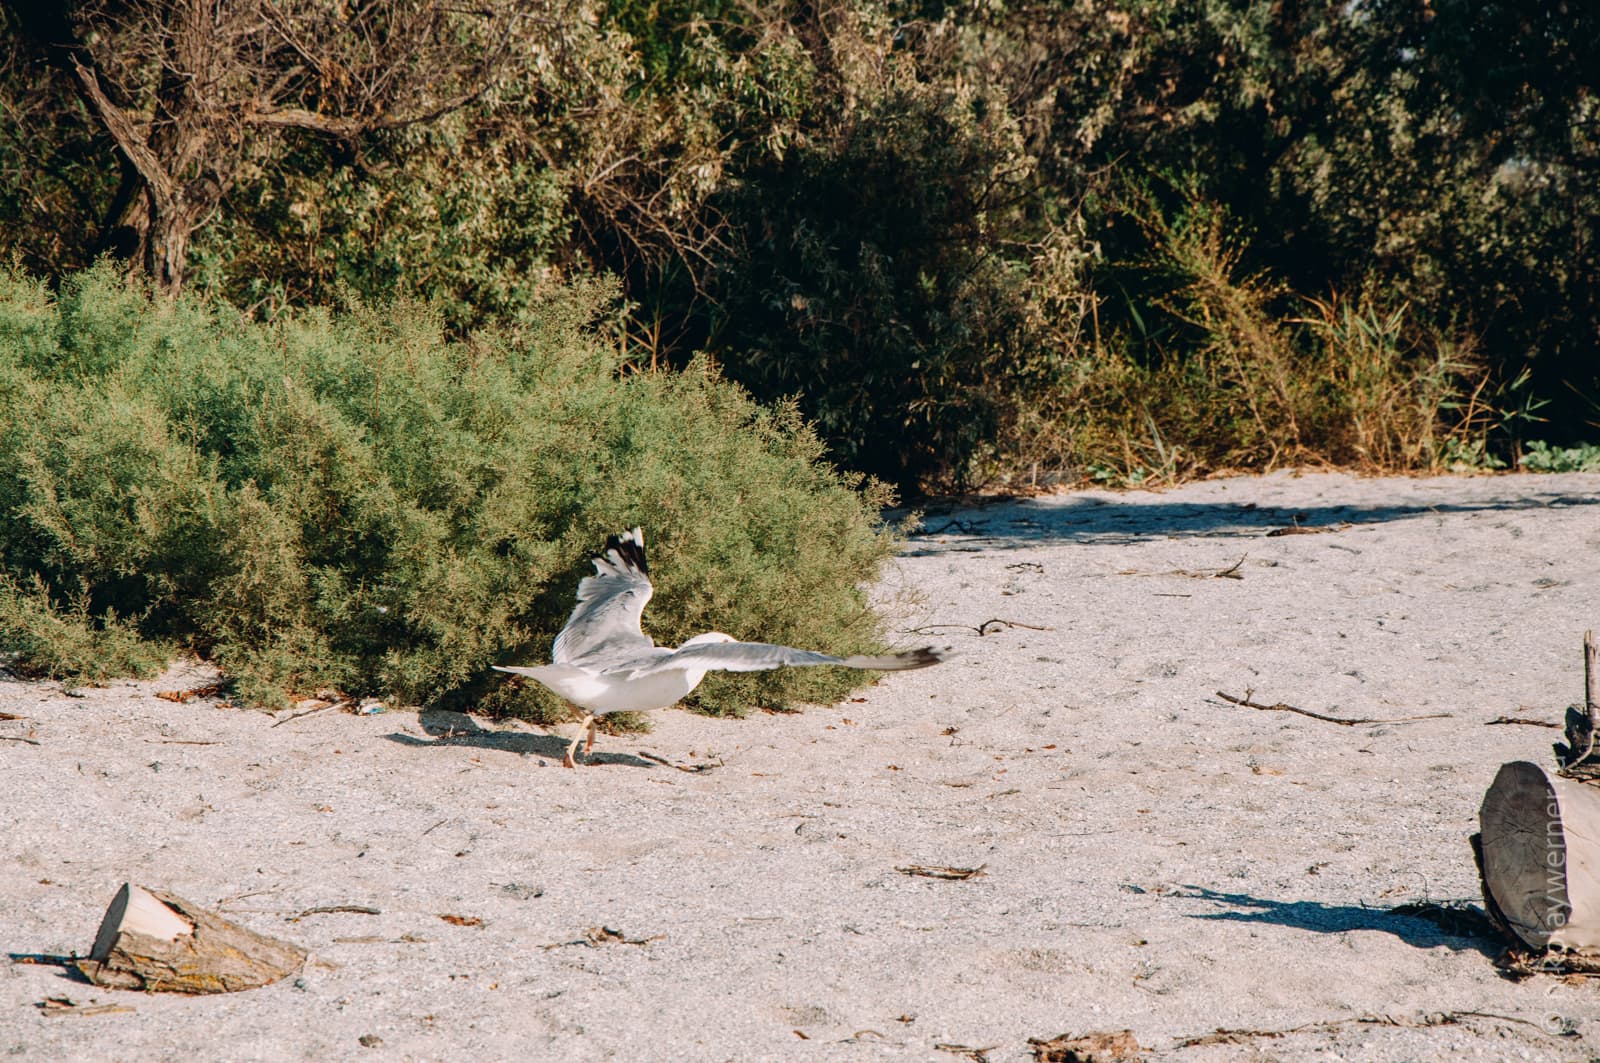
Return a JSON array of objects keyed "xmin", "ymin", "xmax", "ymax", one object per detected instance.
[
  {"xmin": 1479, "ymin": 762, "xmax": 1600, "ymax": 953},
  {"xmin": 74, "ymin": 884, "xmax": 305, "ymax": 994},
  {"xmin": 89, "ymin": 884, "xmax": 193, "ymax": 960}
]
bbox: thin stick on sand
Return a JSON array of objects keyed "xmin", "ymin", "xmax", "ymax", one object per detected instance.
[{"xmin": 1215, "ymin": 690, "xmax": 1451, "ymax": 727}]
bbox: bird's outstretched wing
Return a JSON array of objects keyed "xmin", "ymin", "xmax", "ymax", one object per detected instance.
[
  {"xmin": 612, "ymin": 640, "xmax": 945, "ymax": 678},
  {"xmin": 551, "ymin": 528, "xmax": 656, "ymax": 668}
]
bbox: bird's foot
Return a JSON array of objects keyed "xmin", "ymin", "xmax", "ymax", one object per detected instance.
[{"xmin": 564, "ymin": 713, "xmax": 595, "ymax": 768}]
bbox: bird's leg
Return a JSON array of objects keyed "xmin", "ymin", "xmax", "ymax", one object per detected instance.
[
  {"xmin": 563, "ymin": 711, "xmax": 596, "ymax": 769},
  {"xmin": 585, "ymin": 715, "xmax": 599, "ymax": 754}
]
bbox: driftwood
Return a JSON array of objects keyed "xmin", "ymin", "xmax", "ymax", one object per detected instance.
[
  {"xmin": 1554, "ymin": 630, "xmax": 1600, "ymax": 780},
  {"xmin": 1477, "ymin": 762, "xmax": 1600, "ymax": 953},
  {"xmin": 74, "ymin": 884, "xmax": 305, "ymax": 993},
  {"xmin": 1472, "ymin": 635, "xmax": 1600, "ymax": 972}
]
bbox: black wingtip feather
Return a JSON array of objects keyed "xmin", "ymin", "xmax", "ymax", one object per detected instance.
[
  {"xmin": 897, "ymin": 646, "xmax": 946, "ymax": 669},
  {"xmin": 604, "ymin": 528, "xmax": 648, "ymax": 576}
]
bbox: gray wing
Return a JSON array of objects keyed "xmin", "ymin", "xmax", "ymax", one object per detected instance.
[
  {"xmin": 613, "ymin": 641, "xmax": 945, "ymax": 678},
  {"xmin": 551, "ymin": 528, "xmax": 656, "ymax": 668}
]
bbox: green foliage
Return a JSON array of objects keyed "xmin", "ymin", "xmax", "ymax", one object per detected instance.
[
  {"xmin": 1087, "ymin": 0, "xmax": 1600, "ymax": 453},
  {"xmin": 3, "ymin": 0, "xmax": 1595, "ymax": 490},
  {"xmin": 703, "ymin": 6, "xmax": 1101, "ymax": 490},
  {"xmin": 0, "ymin": 9, "xmax": 123, "ymax": 279},
  {"xmin": 1520, "ymin": 442, "xmax": 1600, "ymax": 474},
  {"xmin": 1025, "ymin": 188, "xmax": 1497, "ymax": 485},
  {"xmin": 0, "ymin": 265, "xmax": 900, "ymax": 712},
  {"xmin": 0, "ymin": 573, "xmax": 169, "ymax": 682},
  {"xmin": 188, "ymin": 126, "xmax": 573, "ymax": 330}
]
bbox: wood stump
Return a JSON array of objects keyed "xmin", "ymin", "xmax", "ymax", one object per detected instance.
[
  {"xmin": 1477, "ymin": 761, "xmax": 1600, "ymax": 952},
  {"xmin": 73, "ymin": 884, "xmax": 306, "ymax": 993}
]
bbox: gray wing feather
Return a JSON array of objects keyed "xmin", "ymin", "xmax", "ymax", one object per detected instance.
[
  {"xmin": 613, "ymin": 641, "xmax": 945, "ymax": 678},
  {"xmin": 551, "ymin": 528, "xmax": 655, "ymax": 667}
]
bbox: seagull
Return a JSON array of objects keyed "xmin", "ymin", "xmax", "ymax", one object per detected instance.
[{"xmin": 494, "ymin": 528, "xmax": 945, "ymax": 767}]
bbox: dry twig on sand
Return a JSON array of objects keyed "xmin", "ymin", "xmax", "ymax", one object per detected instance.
[
  {"xmin": 924, "ymin": 519, "xmax": 987, "ymax": 536},
  {"xmin": 1265, "ymin": 522, "xmax": 1352, "ymax": 537},
  {"xmin": 637, "ymin": 751, "xmax": 719, "ymax": 773},
  {"xmin": 541, "ymin": 926, "xmax": 662, "ymax": 950},
  {"xmin": 1589, "ymin": 630, "xmax": 1599, "ymax": 732},
  {"xmin": 1579, "ymin": 629, "xmax": 1598, "ymax": 763},
  {"xmin": 293, "ymin": 905, "xmax": 380, "ymax": 920},
  {"xmin": 270, "ymin": 702, "xmax": 343, "ymax": 727},
  {"xmin": 154, "ymin": 683, "xmax": 228, "ymax": 704},
  {"xmin": 908, "ymin": 618, "xmax": 1054, "ymax": 638},
  {"xmin": 37, "ymin": 996, "xmax": 135, "ymax": 1018},
  {"xmin": 896, "ymin": 864, "xmax": 987, "ymax": 881},
  {"xmin": 1119, "ymin": 555, "xmax": 1246, "ymax": 580},
  {"xmin": 1174, "ymin": 1010, "xmax": 1568, "ymax": 1048},
  {"xmin": 1486, "ymin": 716, "xmax": 1560, "ymax": 728},
  {"xmin": 1215, "ymin": 690, "xmax": 1451, "ymax": 727}
]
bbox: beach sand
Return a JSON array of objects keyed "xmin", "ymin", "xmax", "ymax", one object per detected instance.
[{"xmin": 5, "ymin": 470, "xmax": 1599, "ymax": 1061}]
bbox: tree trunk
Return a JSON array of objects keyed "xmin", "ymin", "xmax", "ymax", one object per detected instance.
[{"xmin": 143, "ymin": 191, "xmax": 194, "ymax": 296}]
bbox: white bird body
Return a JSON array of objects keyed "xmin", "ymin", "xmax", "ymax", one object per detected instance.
[
  {"xmin": 494, "ymin": 529, "xmax": 943, "ymax": 766},
  {"xmin": 498, "ymin": 661, "xmax": 703, "ymax": 714}
]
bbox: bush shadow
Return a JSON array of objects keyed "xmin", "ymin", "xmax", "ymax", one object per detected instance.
[{"xmin": 901, "ymin": 487, "xmax": 1600, "ymax": 551}]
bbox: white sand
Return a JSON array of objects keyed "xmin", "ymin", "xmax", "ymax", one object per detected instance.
[{"xmin": 5, "ymin": 470, "xmax": 1600, "ymax": 1061}]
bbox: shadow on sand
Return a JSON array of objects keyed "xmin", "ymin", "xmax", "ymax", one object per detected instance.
[
  {"xmin": 900, "ymin": 487, "xmax": 1600, "ymax": 551},
  {"xmin": 381, "ymin": 709, "xmax": 658, "ymax": 769},
  {"xmin": 1178, "ymin": 885, "xmax": 1504, "ymax": 956}
]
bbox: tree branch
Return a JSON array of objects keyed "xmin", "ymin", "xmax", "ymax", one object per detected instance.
[
  {"xmin": 70, "ymin": 56, "xmax": 175, "ymax": 210},
  {"xmin": 248, "ymin": 87, "xmax": 486, "ymax": 136}
]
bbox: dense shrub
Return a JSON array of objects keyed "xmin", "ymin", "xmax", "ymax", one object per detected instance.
[
  {"xmin": 711, "ymin": 74, "xmax": 1066, "ymax": 487},
  {"xmin": 3, "ymin": 0, "xmax": 1594, "ymax": 491},
  {"xmin": 0, "ymin": 266, "xmax": 901, "ymax": 714},
  {"xmin": 1085, "ymin": 0, "xmax": 1599, "ymax": 450}
]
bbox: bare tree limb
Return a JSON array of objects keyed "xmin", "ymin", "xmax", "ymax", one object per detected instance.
[{"xmin": 70, "ymin": 57, "xmax": 174, "ymax": 211}]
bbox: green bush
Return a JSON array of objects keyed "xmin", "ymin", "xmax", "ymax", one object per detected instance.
[
  {"xmin": 0, "ymin": 265, "xmax": 901, "ymax": 715},
  {"xmin": 1520, "ymin": 441, "xmax": 1600, "ymax": 473},
  {"xmin": 1085, "ymin": 0, "xmax": 1600, "ymax": 455},
  {"xmin": 709, "ymin": 51, "xmax": 1088, "ymax": 491},
  {"xmin": 8, "ymin": 1, "xmax": 1594, "ymax": 489}
]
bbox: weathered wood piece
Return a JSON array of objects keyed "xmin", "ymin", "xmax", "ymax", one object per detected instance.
[
  {"xmin": 1554, "ymin": 629, "xmax": 1600, "ymax": 779},
  {"xmin": 1478, "ymin": 761, "xmax": 1600, "ymax": 952},
  {"xmin": 74, "ymin": 884, "xmax": 306, "ymax": 993}
]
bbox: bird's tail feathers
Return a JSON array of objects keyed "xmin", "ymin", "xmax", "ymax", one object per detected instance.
[{"xmin": 838, "ymin": 646, "xmax": 948, "ymax": 671}]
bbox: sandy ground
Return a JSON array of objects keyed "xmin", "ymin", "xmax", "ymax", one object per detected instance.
[{"xmin": 5, "ymin": 470, "xmax": 1600, "ymax": 1062}]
